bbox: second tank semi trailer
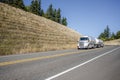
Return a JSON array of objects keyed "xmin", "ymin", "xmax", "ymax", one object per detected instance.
[{"xmin": 77, "ymin": 36, "xmax": 104, "ymax": 49}]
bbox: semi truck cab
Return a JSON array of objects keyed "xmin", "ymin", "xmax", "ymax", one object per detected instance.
[{"xmin": 77, "ymin": 36, "xmax": 95, "ymax": 49}]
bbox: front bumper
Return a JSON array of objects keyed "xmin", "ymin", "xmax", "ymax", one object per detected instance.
[{"xmin": 77, "ymin": 42, "xmax": 89, "ymax": 49}]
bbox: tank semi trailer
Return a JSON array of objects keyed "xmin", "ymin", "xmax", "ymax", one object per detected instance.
[
  {"xmin": 94, "ymin": 38, "xmax": 104, "ymax": 48},
  {"xmin": 77, "ymin": 36, "xmax": 104, "ymax": 49}
]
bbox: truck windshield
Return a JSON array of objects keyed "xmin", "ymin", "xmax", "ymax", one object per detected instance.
[{"xmin": 80, "ymin": 37, "xmax": 88, "ymax": 41}]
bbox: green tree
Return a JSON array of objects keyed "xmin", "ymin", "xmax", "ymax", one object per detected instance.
[
  {"xmin": 52, "ymin": 9, "xmax": 57, "ymax": 21},
  {"xmin": 0, "ymin": 0, "xmax": 26, "ymax": 10},
  {"xmin": 40, "ymin": 9, "xmax": 45, "ymax": 16},
  {"xmin": 15, "ymin": 0, "xmax": 26, "ymax": 10},
  {"xmin": 30, "ymin": 0, "xmax": 41, "ymax": 15},
  {"xmin": 98, "ymin": 32, "xmax": 106, "ymax": 41},
  {"xmin": 0, "ymin": 0, "xmax": 13, "ymax": 4},
  {"xmin": 62, "ymin": 17, "xmax": 67, "ymax": 26},
  {"xmin": 116, "ymin": 31, "xmax": 120, "ymax": 39},
  {"xmin": 98, "ymin": 25, "xmax": 111, "ymax": 41},
  {"xmin": 25, "ymin": 6, "xmax": 31, "ymax": 12},
  {"xmin": 0, "ymin": 0, "xmax": 9, "ymax": 3},
  {"xmin": 56, "ymin": 8, "xmax": 61, "ymax": 23},
  {"xmin": 38, "ymin": 0, "xmax": 44, "ymax": 16},
  {"xmin": 110, "ymin": 32, "xmax": 116, "ymax": 40},
  {"xmin": 46, "ymin": 4, "xmax": 53, "ymax": 20},
  {"xmin": 104, "ymin": 25, "xmax": 110, "ymax": 39}
]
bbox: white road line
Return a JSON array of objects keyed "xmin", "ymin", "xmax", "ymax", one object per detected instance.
[{"xmin": 45, "ymin": 47, "xmax": 120, "ymax": 80}]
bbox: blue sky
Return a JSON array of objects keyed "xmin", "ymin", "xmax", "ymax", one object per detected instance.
[{"xmin": 24, "ymin": 0, "xmax": 120, "ymax": 37}]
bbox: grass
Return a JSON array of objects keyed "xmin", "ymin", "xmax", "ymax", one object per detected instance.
[
  {"xmin": 104, "ymin": 39, "xmax": 120, "ymax": 45},
  {"xmin": 0, "ymin": 3, "xmax": 81, "ymax": 55}
]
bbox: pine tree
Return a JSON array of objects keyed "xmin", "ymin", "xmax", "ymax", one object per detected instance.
[
  {"xmin": 16, "ymin": 0, "xmax": 26, "ymax": 10},
  {"xmin": 40, "ymin": 9, "xmax": 45, "ymax": 16},
  {"xmin": 54, "ymin": 9, "xmax": 58, "ymax": 22},
  {"xmin": 98, "ymin": 25, "xmax": 111, "ymax": 41},
  {"xmin": 30, "ymin": 0, "xmax": 41, "ymax": 15},
  {"xmin": 25, "ymin": 6, "xmax": 31, "ymax": 12},
  {"xmin": 0, "ymin": 0, "xmax": 11, "ymax": 4},
  {"xmin": 38, "ymin": 0, "xmax": 42, "ymax": 16},
  {"xmin": 98, "ymin": 32, "xmax": 106, "ymax": 41},
  {"xmin": 56, "ymin": 8, "xmax": 61, "ymax": 23},
  {"xmin": 52, "ymin": 9, "xmax": 57, "ymax": 21},
  {"xmin": 62, "ymin": 17, "xmax": 67, "ymax": 26},
  {"xmin": 104, "ymin": 25, "xmax": 110, "ymax": 39},
  {"xmin": 0, "ymin": 0, "xmax": 26, "ymax": 10},
  {"xmin": 0, "ymin": 0, "xmax": 9, "ymax": 3},
  {"xmin": 111, "ymin": 32, "xmax": 116, "ymax": 40},
  {"xmin": 46, "ymin": 4, "xmax": 53, "ymax": 20}
]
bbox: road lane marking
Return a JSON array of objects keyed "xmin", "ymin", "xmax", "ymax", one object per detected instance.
[
  {"xmin": 0, "ymin": 50, "xmax": 86, "ymax": 66},
  {"xmin": 45, "ymin": 47, "xmax": 120, "ymax": 80}
]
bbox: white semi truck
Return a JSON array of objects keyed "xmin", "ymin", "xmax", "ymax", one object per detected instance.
[{"xmin": 77, "ymin": 36, "xmax": 104, "ymax": 49}]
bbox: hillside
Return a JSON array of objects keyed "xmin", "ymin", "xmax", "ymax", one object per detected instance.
[
  {"xmin": 104, "ymin": 39, "xmax": 120, "ymax": 45},
  {"xmin": 0, "ymin": 3, "xmax": 81, "ymax": 55}
]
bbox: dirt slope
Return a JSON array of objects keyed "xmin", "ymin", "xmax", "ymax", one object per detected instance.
[{"xmin": 0, "ymin": 3, "xmax": 81, "ymax": 55}]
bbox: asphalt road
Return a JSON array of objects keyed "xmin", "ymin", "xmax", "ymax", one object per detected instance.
[{"xmin": 0, "ymin": 45, "xmax": 120, "ymax": 80}]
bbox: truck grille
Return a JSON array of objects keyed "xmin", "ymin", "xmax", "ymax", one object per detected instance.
[{"xmin": 79, "ymin": 42, "xmax": 84, "ymax": 46}]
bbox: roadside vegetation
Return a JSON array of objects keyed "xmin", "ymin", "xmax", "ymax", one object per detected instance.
[
  {"xmin": 0, "ymin": 0, "xmax": 67, "ymax": 26},
  {"xmin": 98, "ymin": 25, "xmax": 120, "ymax": 41},
  {"xmin": 104, "ymin": 39, "xmax": 120, "ymax": 45}
]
